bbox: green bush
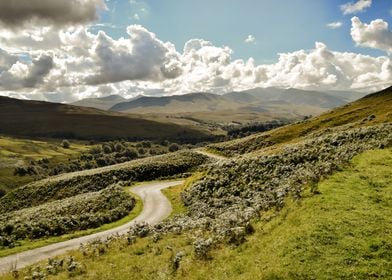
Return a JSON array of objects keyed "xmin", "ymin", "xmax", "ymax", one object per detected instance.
[
  {"xmin": 61, "ymin": 140, "xmax": 70, "ymax": 149},
  {"xmin": 0, "ymin": 185, "xmax": 134, "ymax": 244},
  {"xmin": 1, "ymin": 151, "xmax": 208, "ymax": 214}
]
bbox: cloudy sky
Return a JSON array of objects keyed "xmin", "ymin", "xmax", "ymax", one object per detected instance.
[{"xmin": 0, "ymin": 0, "xmax": 391, "ymax": 102}]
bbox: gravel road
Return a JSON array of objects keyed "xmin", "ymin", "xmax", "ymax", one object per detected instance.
[{"xmin": 0, "ymin": 180, "xmax": 183, "ymax": 274}]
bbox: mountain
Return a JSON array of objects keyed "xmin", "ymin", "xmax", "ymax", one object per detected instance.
[
  {"xmin": 225, "ymin": 87, "xmax": 348, "ymax": 108},
  {"xmin": 109, "ymin": 88, "xmax": 349, "ymax": 115},
  {"xmin": 325, "ymin": 90, "xmax": 368, "ymax": 102},
  {"xmin": 71, "ymin": 95, "xmax": 129, "ymax": 110},
  {"xmin": 0, "ymin": 96, "xmax": 212, "ymax": 142},
  {"xmin": 209, "ymin": 86, "xmax": 392, "ymax": 156},
  {"xmin": 110, "ymin": 92, "xmax": 242, "ymax": 114}
]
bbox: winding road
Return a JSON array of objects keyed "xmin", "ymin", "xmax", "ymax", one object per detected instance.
[{"xmin": 0, "ymin": 180, "xmax": 183, "ymax": 274}]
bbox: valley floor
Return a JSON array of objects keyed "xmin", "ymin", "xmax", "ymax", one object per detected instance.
[{"xmin": 3, "ymin": 148, "xmax": 391, "ymax": 279}]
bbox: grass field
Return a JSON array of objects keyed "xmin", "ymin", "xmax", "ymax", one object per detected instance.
[
  {"xmin": 0, "ymin": 137, "xmax": 90, "ymax": 191},
  {"xmin": 6, "ymin": 148, "xmax": 390, "ymax": 279}
]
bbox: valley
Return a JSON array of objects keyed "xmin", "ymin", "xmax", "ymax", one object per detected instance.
[
  {"xmin": 0, "ymin": 1, "xmax": 391, "ymax": 279},
  {"xmin": 0, "ymin": 86, "xmax": 391, "ymax": 279}
]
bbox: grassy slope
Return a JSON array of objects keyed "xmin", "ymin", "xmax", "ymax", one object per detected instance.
[
  {"xmin": 209, "ymin": 86, "xmax": 392, "ymax": 156},
  {"xmin": 0, "ymin": 137, "xmax": 90, "ymax": 191},
  {"xmin": 0, "ymin": 96, "xmax": 211, "ymax": 141},
  {"xmin": 6, "ymin": 149, "xmax": 390, "ymax": 280},
  {"xmin": 162, "ymin": 172, "xmax": 205, "ymax": 217},
  {"xmin": 192, "ymin": 149, "xmax": 392, "ymax": 279}
]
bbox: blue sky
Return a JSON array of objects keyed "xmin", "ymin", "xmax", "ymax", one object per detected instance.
[
  {"xmin": 0, "ymin": 0, "xmax": 390, "ymax": 101},
  {"xmin": 97, "ymin": 0, "xmax": 391, "ymax": 63}
]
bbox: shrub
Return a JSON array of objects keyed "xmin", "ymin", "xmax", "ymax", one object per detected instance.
[
  {"xmin": 159, "ymin": 124, "xmax": 392, "ymax": 243},
  {"xmin": 0, "ymin": 187, "xmax": 6, "ymax": 198},
  {"xmin": 61, "ymin": 140, "xmax": 70, "ymax": 149},
  {"xmin": 1, "ymin": 151, "xmax": 209, "ymax": 214},
  {"xmin": 0, "ymin": 186, "xmax": 135, "ymax": 243},
  {"xmin": 169, "ymin": 143, "xmax": 180, "ymax": 152},
  {"xmin": 193, "ymin": 238, "xmax": 213, "ymax": 260}
]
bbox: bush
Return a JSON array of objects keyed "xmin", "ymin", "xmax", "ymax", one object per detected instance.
[
  {"xmin": 61, "ymin": 140, "xmax": 70, "ymax": 149},
  {"xmin": 1, "ymin": 151, "xmax": 209, "ymax": 214},
  {"xmin": 169, "ymin": 143, "xmax": 180, "ymax": 152},
  {"xmin": 156, "ymin": 124, "xmax": 392, "ymax": 242},
  {"xmin": 0, "ymin": 187, "xmax": 6, "ymax": 198},
  {"xmin": 0, "ymin": 185, "xmax": 135, "ymax": 243},
  {"xmin": 193, "ymin": 238, "xmax": 213, "ymax": 260}
]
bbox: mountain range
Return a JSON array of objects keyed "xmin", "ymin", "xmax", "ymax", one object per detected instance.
[{"xmin": 71, "ymin": 88, "xmax": 366, "ymax": 116}]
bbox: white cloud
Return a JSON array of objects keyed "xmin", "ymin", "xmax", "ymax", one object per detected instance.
[
  {"xmin": 327, "ymin": 21, "xmax": 343, "ymax": 29},
  {"xmin": 351, "ymin": 17, "xmax": 392, "ymax": 53},
  {"xmin": 340, "ymin": 0, "xmax": 372, "ymax": 15},
  {"xmin": 0, "ymin": 24, "xmax": 390, "ymax": 102},
  {"xmin": 244, "ymin": 35, "xmax": 256, "ymax": 44},
  {"xmin": 0, "ymin": 52, "xmax": 53, "ymax": 90},
  {"xmin": 85, "ymin": 25, "xmax": 183, "ymax": 85}
]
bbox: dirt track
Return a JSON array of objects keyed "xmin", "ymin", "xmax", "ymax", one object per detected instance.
[{"xmin": 0, "ymin": 180, "xmax": 183, "ymax": 274}]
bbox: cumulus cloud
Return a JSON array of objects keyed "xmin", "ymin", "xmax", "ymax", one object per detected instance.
[
  {"xmin": 0, "ymin": 0, "xmax": 105, "ymax": 28},
  {"xmin": 340, "ymin": 0, "xmax": 372, "ymax": 15},
  {"xmin": 0, "ymin": 52, "xmax": 53, "ymax": 90},
  {"xmin": 0, "ymin": 24, "xmax": 390, "ymax": 102},
  {"xmin": 327, "ymin": 21, "xmax": 343, "ymax": 29},
  {"xmin": 244, "ymin": 35, "xmax": 256, "ymax": 44},
  {"xmin": 85, "ymin": 25, "xmax": 183, "ymax": 85},
  {"xmin": 351, "ymin": 17, "xmax": 392, "ymax": 53}
]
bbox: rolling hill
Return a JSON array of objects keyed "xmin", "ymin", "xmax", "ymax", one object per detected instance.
[
  {"xmin": 0, "ymin": 96, "xmax": 212, "ymax": 142},
  {"xmin": 209, "ymin": 85, "xmax": 392, "ymax": 156},
  {"xmin": 109, "ymin": 92, "xmax": 242, "ymax": 113},
  {"xmin": 3, "ymin": 87, "xmax": 390, "ymax": 279},
  {"xmin": 225, "ymin": 87, "xmax": 348, "ymax": 108},
  {"xmin": 109, "ymin": 88, "xmax": 350, "ymax": 115}
]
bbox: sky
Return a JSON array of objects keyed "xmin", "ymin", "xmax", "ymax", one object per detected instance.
[{"xmin": 0, "ymin": 0, "xmax": 391, "ymax": 102}]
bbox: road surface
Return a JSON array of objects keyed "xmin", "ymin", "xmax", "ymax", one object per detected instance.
[{"xmin": 0, "ymin": 180, "xmax": 183, "ymax": 274}]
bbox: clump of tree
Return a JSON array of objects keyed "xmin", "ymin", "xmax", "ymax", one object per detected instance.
[
  {"xmin": 14, "ymin": 140, "xmax": 190, "ymax": 179},
  {"xmin": 225, "ymin": 120, "xmax": 290, "ymax": 139}
]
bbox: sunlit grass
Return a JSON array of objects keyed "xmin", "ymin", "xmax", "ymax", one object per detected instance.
[
  {"xmin": 8, "ymin": 149, "xmax": 390, "ymax": 279},
  {"xmin": 162, "ymin": 172, "xmax": 205, "ymax": 217},
  {"xmin": 0, "ymin": 136, "xmax": 91, "ymax": 191}
]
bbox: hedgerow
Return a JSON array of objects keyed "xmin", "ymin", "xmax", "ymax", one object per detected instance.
[
  {"xmin": 14, "ymin": 140, "xmax": 190, "ymax": 178},
  {"xmin": 10, "ymin": 123, "xmax": 391, "ymax": 278},
  {"xmin": 146, "ymin": 124, "xmax": 392, "ymax": 246},
  {"xmin": 0, "ymin": 185, "xmax": 134, "ymax": 246},
  {"xmin": 0, "ymin": 151, "xmax": 209, "ymax": 214}
]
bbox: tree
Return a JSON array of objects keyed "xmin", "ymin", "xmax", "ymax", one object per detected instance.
[
  {"xmin": 62, "ymin": 140, "xmax": 70, "ymax": 149},
  {"xmin": 168, "ymin": 143, "xmax": 180, "ymax": 152}
]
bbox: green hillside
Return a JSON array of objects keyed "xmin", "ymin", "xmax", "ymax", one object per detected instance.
[
  {"xmin": 5, "ymin": 149, "xmax": 390, "ymax": 280},
  {"xmin": 0, "ymin": 96, "xmax": 212, "ymax": 142},
  {"xmin": 1, "ymin": 87, "xmax": 391, "ymax": 279},
  {"xmin": 0, "ymin": 137, "xmax": 91, "ymax": 193},
  {"xmin": 209, "ymin": 86, "xmax": 392, "ymax": 156}
]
